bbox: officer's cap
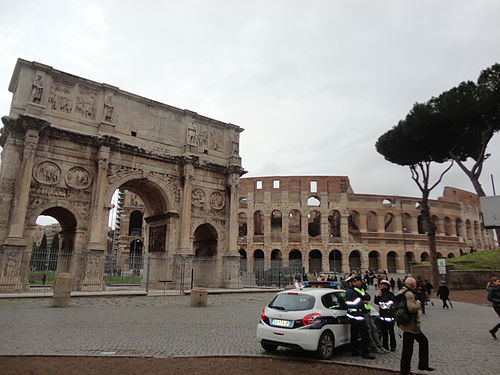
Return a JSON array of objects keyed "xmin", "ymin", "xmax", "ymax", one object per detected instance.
[{"xmin": 380, "ymin": 280, "xmax": 391, "ymax": 287}]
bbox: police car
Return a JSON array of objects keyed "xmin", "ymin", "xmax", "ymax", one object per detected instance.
[{"xmin": 256, "ymin": 286, "xmax": 353, "ymax": 359}]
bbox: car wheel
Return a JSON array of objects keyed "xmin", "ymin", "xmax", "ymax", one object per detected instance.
[
  {"xmin": 261, "ymin": 341, "xmax": 278, "ymax": 353},
  {"xmin": 317, "ymin": 331, "xmax": 334, "ymax": 360}
]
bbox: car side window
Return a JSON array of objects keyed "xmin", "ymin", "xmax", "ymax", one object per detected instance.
[{"xmin": 321, "ymin": 293, "xmax": 344, "ymax": 310}]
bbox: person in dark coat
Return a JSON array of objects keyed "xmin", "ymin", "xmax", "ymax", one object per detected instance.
[
  {"xmin": 487, "ymin": 277, "xmax": 500, "ymax": 339},
  {"xmin": 374, "ymin": 280, "xmax": 396, "ymax": 351},
  {"xmin": 437, "ymin": 282, "xmax": 450, "ymax": 309},
  {"xmin": 345, "ymin": 275, "xmax": 375, "ymax": 359}
]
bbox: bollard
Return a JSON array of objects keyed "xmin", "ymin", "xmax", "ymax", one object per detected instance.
[
  {"xmin": 52, "ymin": 273, "xmax": 72, "ymax": 307},
  {"xmin": 190, "ymin": 288, "xmax": 208, "ymax": 307}
]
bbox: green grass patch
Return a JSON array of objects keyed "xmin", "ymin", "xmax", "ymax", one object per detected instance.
[
  {"xmin": 417, "ymin": 248, "xmax": 500, "ymax": 270},
  {"xmin": 103, "ymin": 275, "xmax": 142, "ymax": 284},
  {"xmin": 28, "ymin": 271, "xmax": 56, "ymax": 285}
]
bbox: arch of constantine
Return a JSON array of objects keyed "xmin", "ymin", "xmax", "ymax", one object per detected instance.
[
  {"xmin": 237, "ymin": 176, "xmax": 496, "ymax": 275},
  {"xmin": 0, "ymin": 59, "xmax": 244, "ymax": 292}
]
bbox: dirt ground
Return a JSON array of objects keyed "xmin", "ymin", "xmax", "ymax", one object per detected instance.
[
  {"xmin": 445, "ymin": 288, "xmax": 490, "ymax": 306},
  {"xmin": 0, "ymin": 356, "xmax": 398, "ymax": 375},
  {"xmin": 0, "ymin": 289, "xmax": 488, "ymax": 375}
]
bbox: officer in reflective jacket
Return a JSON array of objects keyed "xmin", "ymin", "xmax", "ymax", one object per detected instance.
[
  {"xmin": 375, "ymin": 279, "xmax": 396, "ymax": 351},
  {"xmin": 345, "ymin": 275, "xmax": 375, "ymax": 359}
]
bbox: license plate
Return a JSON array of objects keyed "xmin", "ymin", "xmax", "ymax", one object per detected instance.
[{"xmin": 271, "ymin": 319, "xmax": 292, "ymax": 328}]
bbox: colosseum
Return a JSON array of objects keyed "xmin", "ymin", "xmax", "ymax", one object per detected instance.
[
  {"xmin": 236, "ymin": 176, "xmax": 495, "ymax": 277},
  {"xmin": 113, "ymin": 175, "xmax": 496, "ymax": 280}
]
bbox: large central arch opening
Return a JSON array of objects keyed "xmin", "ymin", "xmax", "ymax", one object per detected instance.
[{"xmin": 107, "ymin": 176, "xmax": 172, "ymax": 289}]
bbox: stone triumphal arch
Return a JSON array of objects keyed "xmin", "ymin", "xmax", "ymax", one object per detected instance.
[{"xmin": 0, "ymin": 59, "xmax": 245, "ymax": 292}]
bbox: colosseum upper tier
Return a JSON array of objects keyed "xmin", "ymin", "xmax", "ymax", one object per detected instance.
[{"xmin": 237, "ymin": 176, "xmax": 496, "ymax": 275}]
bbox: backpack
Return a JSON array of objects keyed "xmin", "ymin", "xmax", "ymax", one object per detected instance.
[{"xmin": 394, "ymin": 291, "xmax": 412, "ymax": 325}]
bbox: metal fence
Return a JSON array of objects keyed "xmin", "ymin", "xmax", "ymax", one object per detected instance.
[{"xmin": 0, "ymin": 249, "xmax": 304, "ymax": 294}]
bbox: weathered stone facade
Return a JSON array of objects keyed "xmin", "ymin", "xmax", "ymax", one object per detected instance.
[
  {"xmin": 0, "ymin": 59, "xmax": 244, "ymax": 292},
  {"xmin": 237, "ymin": 176, "xmax": 496, "ymax": 275}
]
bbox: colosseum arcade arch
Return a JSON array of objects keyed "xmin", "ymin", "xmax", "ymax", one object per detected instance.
[
  {"xmin": 0, "ymin": 59, "xmax": 244, "ymax": 292},
  {"xmin": 288, "ymin": 249, "xmax": 302, "ymax": 274}
]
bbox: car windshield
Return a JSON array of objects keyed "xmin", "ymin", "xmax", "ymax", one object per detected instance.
[{"xmin": 269, "ymin": 293, "xmax": 315, "ymax": 311}]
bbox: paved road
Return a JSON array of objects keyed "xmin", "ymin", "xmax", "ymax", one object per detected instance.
[{"xmin": 0, "ymin": 291, "xmax": 498, "ymax": 374}]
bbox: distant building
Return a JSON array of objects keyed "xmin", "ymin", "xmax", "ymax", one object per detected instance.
[{"xmin": 237, "ymin": 176, "xmax": 496, "ymax": 275}]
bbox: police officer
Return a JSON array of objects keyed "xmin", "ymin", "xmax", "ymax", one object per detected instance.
[
  {"xmin": 375, "ymin": 279, "xmax": 396, "ymax": 351},
  {"xmin": 345, "ymin": 275, "xmax": 375, "ymax": 359}
]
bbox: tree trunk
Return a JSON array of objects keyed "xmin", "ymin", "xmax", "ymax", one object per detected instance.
[{"xmin": 420, "ymin": 192, "xmax": 440, "ymax": 288}]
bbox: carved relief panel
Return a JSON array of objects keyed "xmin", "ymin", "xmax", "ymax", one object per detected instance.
[
  {"xmin": 65, "ymin": 166, "xmax": 93, "ymax": 189},
  {"xmin": 210, "ymin": 191, "xmax": 225, "ymax": 210},
  {"xmin": 75, "ymin": 86, "xmax": 98, "ymax": 121},
  {"xmin": 33, "ymin": 161, "xmax": 61, "ymax": 185},
  {"xmin": 48, "ymin": 80, "xmax": 73, "ymax": 114},
  {"xmin": 191, "ymin": 188, "xmax": 206, "ymax": 207},
  {"xmin": 192, "ymin": 121, "xmax": 225, "ymax": 153}
]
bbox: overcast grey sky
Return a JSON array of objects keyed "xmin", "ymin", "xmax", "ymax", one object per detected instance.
[{"xmin": 1, "ymin": 0, "xmax": 499, "ymax": 206}]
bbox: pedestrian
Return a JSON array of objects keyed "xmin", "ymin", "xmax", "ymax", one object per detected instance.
[
  {"xmin": 397, "ymin": 277, "xmax": 434, "ymax": 374},
  {"xmin": 437, "ymin": 282, "xmax": 451, "ymax": 309},
  {"xmin": 375, "ymin": 280, "xmax": 397, "ymax": 351},
  {"xmin": 415, "ymin": 283, "xmax": 427, "ymax": 314},
  {"xmin": 487, "ymin": 276, "xmax": 500, "ymax": 339},
  {"xmin": 397, "ymin": 277, "xmax": 403, "ymax": 290},
  {"xmin": 344, "ymin": 275, "xmax": 375, "ymax": 359},
  {"xmin": 390, "ymin": 277, "xmax": 396, "ymax": 291}
]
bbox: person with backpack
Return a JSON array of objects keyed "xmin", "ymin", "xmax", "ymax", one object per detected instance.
[
  {"xmin": 375, "ymin": 280, "xmax": 396, "ymax": 351},
  {"xmin": 396, "ymin": 277, "xmax": 434, "ymax": 374}
]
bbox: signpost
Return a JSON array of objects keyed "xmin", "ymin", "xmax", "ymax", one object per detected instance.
[{"xmin": 437, "ymin": 258, "xmax": 446, "ymax": 275}]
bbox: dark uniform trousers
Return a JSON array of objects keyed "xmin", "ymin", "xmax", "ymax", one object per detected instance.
[
  {"xmin": 380, "ymin": 321, "xmax": 396, "ymax": 350},
  {"xmin": 350, "ymin": 318, "xmax": 370, "ymax": 355},
  {"xmin": 400, "ymin": 331, "xmax": 429, "ymax": 375}
]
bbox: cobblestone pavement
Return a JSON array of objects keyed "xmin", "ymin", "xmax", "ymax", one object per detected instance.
[{"xmin": 0, "ymin": 290, "xmax": 498, "ymax": 375}]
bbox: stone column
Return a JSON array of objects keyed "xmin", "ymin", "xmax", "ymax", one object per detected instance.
[
  {"xmin": 321, "ymin": 250, "xmax": 329, "ymax": 272},
  {"xmin": 87, "ymin": 146, "xmax": 110, "ymax": 250},
  {"xmin": 301, "ymin": 212, "xmax": 309, "ymax": 242},
  {"xmin": 361, "ymin": 251, "xmax": 369, "ymax": 272},
  {"xmin": 359, "ymin": 213, "xmax": 367, "ymax": 233},
  {"xmin": 340, "ymin": 213, "xmax": 349, "ymax": 241},
  {"xmin": 223, "ymin": 173, "xmax": 241, "ymax": 288},
  {"xmin": 321, "ymin": 214, "xmax": 329, "ymax": 242},
  {"xmin": 4, "ymin": 125, "xmax": 46, "ymax": 246},
  {"xmin": 395, "ymin": 214, "xmax": 403, "ymax": 234},
  {"xmin": 179, "ymin": 163, "xmax": 194, "ymax": 254},
  {"xmin": 81, "ymin": 146, "xmax": 110, "ymax": 292},
  {"xmin": 263, "ymin": 211, "xmax": 271, "ymax": 243},
  {"xmin": 282, "ymin": 212, "xmax": 289, "ymax": 244},
  {"xmin": 1, "ymin": 117, "xmax": 48, "ymax": 293},
  {"xmin": 226, "ymin": 173, "xmax": 240, "ymax": 257},
  {"xmin": 342, "ymin": 251, "xmax": 350, "ymax": 273},
  {"xmin": 377, "ymin": 214, "xmax": 385, "ymax": 233}
]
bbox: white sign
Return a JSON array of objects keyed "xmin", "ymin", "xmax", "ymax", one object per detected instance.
[
  {"xmin": 480, "ymin": 196, "xmax": 500, "ymax": 229},
  {"xmin": 438, "ymin": 266, "xmax": 447, "ymax": 275},
  {"xmin": 437, "ymin": 259, "xmax": 446, "ymax": 267}
]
